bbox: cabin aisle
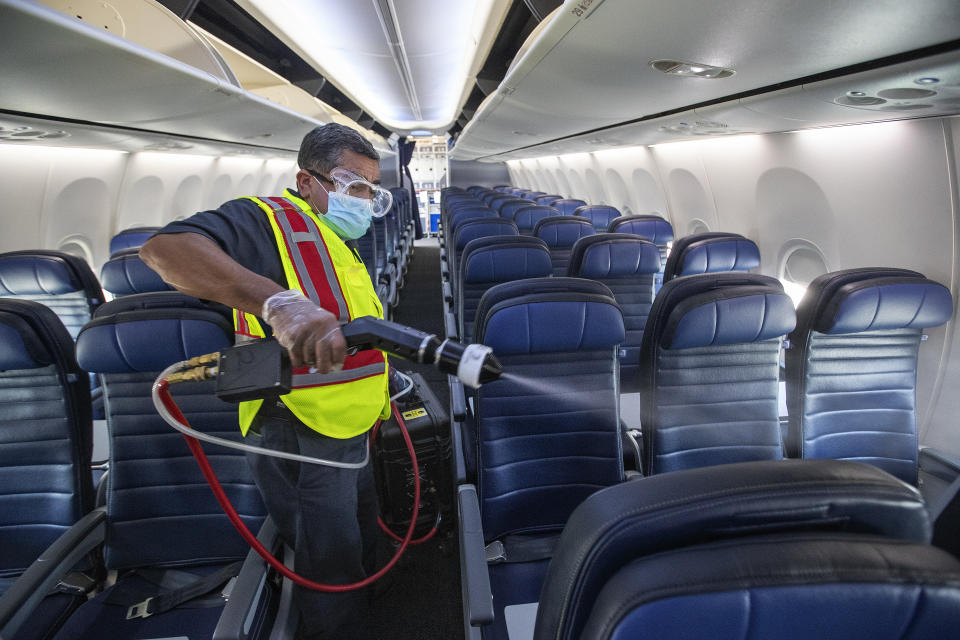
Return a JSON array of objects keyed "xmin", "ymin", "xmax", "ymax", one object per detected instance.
[{"xmin": 339, "ymin": 236, "xmax": 463, "ymax": 639}]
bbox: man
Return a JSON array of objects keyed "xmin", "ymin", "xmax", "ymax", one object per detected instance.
[{"xmin": 140, "ymin": 123, "xmax": 393, "ymax": 639}]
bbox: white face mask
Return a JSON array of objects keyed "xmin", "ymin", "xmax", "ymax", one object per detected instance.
[{"xmin": 312, "ymin": 175, "xmax": 373, "ymax": 239}]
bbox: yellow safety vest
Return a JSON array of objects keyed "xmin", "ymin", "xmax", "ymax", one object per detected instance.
[{"xmin": 233, "ymin": 190, "xmax": 391, "ymax": 438}]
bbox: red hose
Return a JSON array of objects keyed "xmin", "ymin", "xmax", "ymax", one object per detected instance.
[
  {"xmin": 157, "ymin": 379, "xmax": 419, "ymax": 592},
  {"xmin": 370, "ymin": 418, "xmax": 439, "ymax": 545}
]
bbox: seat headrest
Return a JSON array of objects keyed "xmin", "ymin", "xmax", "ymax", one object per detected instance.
[
  {"xmin": 513, "ymin": 205, "xmax": 560, "ymax": 223},
  {"xmin": 535, "ymin": 458, "xmax": 932, "ymax": 640},
  {"xmin": 100, "ymin": 252, "xmax": 174, "ymax": 296},
  {"xmin": 569, "ymin": 234, "xmax": 661, "ymax": 278},
  {"xmin": 77, "ymin": 305, "xmax": 233, "ymax": 374},
  {"xmin": 533, "ymin": 216, "xmax": 596, "ymax": 247},
  {"xmin": 553, "ymin": 199, "xmax": 588, "ymax": 214},
  {"xmin": 0, "ymin": 253, "xmax": 82, "ymax": 295},
  {"xmin": 575, "ymin": 204, "xmax": 620, "ymax": 220},
  {"xmin": 109, "ymin": 226, "xmax": 159, "ymax": 255},
  {"xmin": 477, "ymin": 285, "xmax": 624, "ymax": 355},
  {"xmin": 454, "ymin": 219, "xmax": 518, "ymax": 249},
  {"xmin": 476, "ymin": 277, "xmax": 614, "ymax": 329},
  {"xmin": 816, "ymin": 277, "xmax": 953, "ymax": 334},
  {"xmin": 0, "ymin": 309, "xmax": 53, "ymax": 369},
  {"xmin": 94, "ymin": 291, "xmax": 229, "ymax": 318},
  {"xmin": 461, "ymin": 237, "xmax": 552, "ymax": 283},
  {"xmin": 608, "ymin": 215, "xmax": 675, "ymax": 245},
  {"xmin": 662, "ymin": 285, "xmax": 795, "ymax": 349},
  {"xmin": 677, "ymin": 236, "xmax": 760, "ymax": 276}
]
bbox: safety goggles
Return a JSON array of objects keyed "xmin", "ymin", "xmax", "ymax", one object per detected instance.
[{"xmin": 309, "ymin": 167, "xmax": 393, "ymax": 217}]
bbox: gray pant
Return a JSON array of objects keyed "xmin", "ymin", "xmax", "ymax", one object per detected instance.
[{"xmin": 245, "ymin": 408, "xmax": 378, "ymax": 637}]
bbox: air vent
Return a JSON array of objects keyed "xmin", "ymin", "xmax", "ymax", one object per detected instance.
[
  {"xmin": 0, "ymin": 125, "xmax": 69, "ymax": 140},
  {"xmin": 650, "ymin": 60, "xmax": 734, "ymax": 79},
  {"xmin": 876, "ymin": 88, "xmax": 937, "ymax": 99}
]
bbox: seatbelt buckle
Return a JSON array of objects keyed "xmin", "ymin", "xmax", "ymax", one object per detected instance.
[
  {"xmin": 126, "ymin": 597, "xmax": 155, "ymax": 620},
  {"xmin": 485, "ymin": 540, "xmax": 506, "ymax": 564}
]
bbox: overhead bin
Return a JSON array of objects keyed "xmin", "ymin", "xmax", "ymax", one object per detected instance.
[{"xmin": 0, "ymin": 0, "xmax": 390, "ymax": 154}]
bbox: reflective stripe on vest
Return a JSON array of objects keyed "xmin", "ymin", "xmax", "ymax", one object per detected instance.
[{"xmin": 233, "ymin": 192, "xmax": 390, "ymax": 438}]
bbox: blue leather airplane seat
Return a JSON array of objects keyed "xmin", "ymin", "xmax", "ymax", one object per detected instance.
[
  {"xmin": 523, "ymin": 191, "xmax": 547, "ymax": 201},
  {"xmin": 0, "ymin": 250, "xmax": 104, "ymax": 340},
  {"xmin": 573, "ymin": 205, "xmax": 621, "ymax": 232},
  {"xmin": 608, "ymin": 214, "xmax": 674, "ymax": 292},
  {"xmin": 551, "ymin": 199, "xmax": 587, "ymax": 216},
  {"xmin": 639, "ymin": 273, "xmax": 796, "ymax": 475},
  {"xmin": 499, "ymin": 198, "xmax": 539, "ymax": 222},
  {"xmin": 494, "ymin": 185, "xmax": 513, "ymax": 193},
  {"xmin": 372, "ymin": 215, "xmax": 398, "ymax": 309},
  {"xmin": 568, "ymin": 234, "xmax": 662, "ymax": 392},
  {"xmin": 472, "ymin": 277, "xmax": 625, "ymax": 640},
  {"xmin": 108, "ymin": 227, "xmax": 160, "ymax": 256},
  {"xmin": 99, "ymin": 248, "xmax": 174, "ymax": 297},
  {"xmin": 58, "ymin": 292, "xmax": 267, "ymax": 640},
  {"xmin": 533, "ymin": 216, "xmax": 595, "ymax": 276},
  {"xmin": 785, "ymin": 268, "xmax": 953, "ymax": 485},
  {"xmin": 0, "ymin": 299, "xmax": 93, "ymax": 640},
  {"xmin": 486, "ymin": 194, "xmax": 519, "ymax": 212},
  {"xmin": 450, "ymin": 206, "xmax": 497, "ymax": 236},
  {"xmin": 443, "ymin": 199, "xmax": 485, "ymax": 243},
  {"xmin": 534, "ymin": 458, "xmax": 960, "ymax": 640},
  {"xmin": 457, "ymin": 236, "xmax": 552, "ymax": 343},
  {"xmin": 450, "ymin": 219, "xmax": 520, "ymax": 308},
  {"xmin": 356, "ymin": 222, "xmax": 391, "ymax": 314},
  {"xmin": 533, "ymin": 194, "xmax": 562, "ymax": 206},
  {"xmin": 513, "ymin": 205, "xmax": 561, "ymax": 235},
  {"xmin": 663, "ymin": 232, "xmax": 760, "ymax": 283}
]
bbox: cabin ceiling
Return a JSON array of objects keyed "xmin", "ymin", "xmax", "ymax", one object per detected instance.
[{"xmin": 451, "ymin": 0, "xmax": 960, "ymax": 161}]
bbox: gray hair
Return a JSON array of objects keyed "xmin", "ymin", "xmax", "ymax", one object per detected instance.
[{"xmin": 297, "ymin": 123, "xmax": 379, "ymax": 174}]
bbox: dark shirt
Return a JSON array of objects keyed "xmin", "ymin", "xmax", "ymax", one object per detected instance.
[{"xmin": 156, "ymin": 196, "xmax": 286, "ymax": 287}]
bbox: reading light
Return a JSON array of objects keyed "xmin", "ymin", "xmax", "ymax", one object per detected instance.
[{"xmin": 650, "ymin": 59, "xmax": 735, "ymax": 79}]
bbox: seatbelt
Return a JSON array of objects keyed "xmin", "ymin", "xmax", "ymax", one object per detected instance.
[
  {"xmin": 110, "ymin": 561, "xmax": 242, "ymax": 619},
  {"xmin": 485, "ymin": 534, "xmax": 561, "ymax": 565}
]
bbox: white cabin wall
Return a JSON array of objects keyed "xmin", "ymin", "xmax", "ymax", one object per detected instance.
[
  {"xmin": 507, "ymin": 115, "xmax": 960, "ymax": 455},
  {"xmin": 0, "ymin": 143, "xmax": 298, "ymax": 272}
]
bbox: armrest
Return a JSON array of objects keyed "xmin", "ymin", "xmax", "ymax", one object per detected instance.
[
  {"xmin": 450, "ymin": 375, "xmax": 467, "ymax": 423},
  {"xmin": 449, "ymin": 375, "xmax": 468, "ymax": 485},
  {"xmin": 458, "ymin": 485, "xmax": 494, "ymax": 627},
  {"xmin": 444, "ymin": 308, "xmax": 458, "ymax": 340},
  {"xmin": 213, "ymin": 518, "xmax": 281, "ymax": 640},
  {"xmin": 442, "ymin": 281, "xmax": 453, "ymax": 302},
  {"xmin": 0, "ymin": 507, "xmax": 107, "ymax": 639}
]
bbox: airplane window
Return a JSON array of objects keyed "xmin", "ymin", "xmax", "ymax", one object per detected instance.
[
  {"xmin": 56, "ymin": 236, "xmax": 93, "ymax": 266},
  {"xmin": 687, "ymin": 219, "xmax": 710, "ymax": 234},
  {"xmin": 779, "ymin": 241, "xmax": 828, "ymax": 306}
]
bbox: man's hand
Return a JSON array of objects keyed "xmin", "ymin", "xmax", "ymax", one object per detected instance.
[{"xmin": 262, "ymin": 290, "xmax": 347, "ymax": 372}]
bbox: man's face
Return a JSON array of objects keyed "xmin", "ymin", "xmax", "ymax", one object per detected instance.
[{"xmin": 297, "ymin": 149, "xmax": 381, "ymax": 214}]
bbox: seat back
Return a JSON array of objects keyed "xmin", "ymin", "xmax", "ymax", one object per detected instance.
[
  {"xmin": 513, "ymin": 205, "xmax": 562, "ymax": 235},
  {"xmin": 552, "ymin": 199, "xmax": 587, "ymax": 216},
  {"xmin": 109, "ymin": 226, "xmax": 160, "ymax": 255},
  {"xmin": 76, "ymin": 292, "xmax": 265, "ymax": 569},
  {"xmin": 534, "ymin": 459, "xmax": 949, "ymax": 640},
  {"xmin": 523, "ymin": 191, "xmax": 547, "ymax": 201},
  {"xmin": 0, "ymin": 250, "xmax": 104, "ymax": 340},
  {"xmin": 663, "ymin": 232, "xmax": 760, "ymax": 282},
  {"xmin": 534, "ymin": 216, "xmax": 596, "ymax": 276},
  {"xmin": 355, "ymin": 218, "xmax": 381, "ymax": 282},
  {"xmin": 499, "ymin": 198, "xmax": 538, "ymax": 221},
  {"xmin": 457, "ymin": 236, "xmax": 552, "ymax": 342},
  {"xmin": 473, "ymin": 277, "xmax": 625, "ymax": 541},
  {"xmin": 99, "ymin": 248, "xmax": 175, "ymax": 297},
  {"xmin": 639, "ymin": 273, "xmax": 795, "ymax": 475},
  {"xmin": 574, "ymin": 205, "xmax": 621, "ymax": 232},
  {"xmin": 609, "ymin": 215, "xmax": 674, "ymax": 291},
  {"xmin": 785, "ymin": 268, "xmax": 953, "ymax": 485},
  {"xmin": 0, "ymin": 299, "xmax": 93, "ymax": 576},
  {"xmin": 449, "ymin": 206, "xmax": 497, "ymax": 235},
  {"xmin": 568, "ymin": 234, "xmax": 662, "ymax": 391},
  {"xmin": 534, "ymin": 194, "xmax": 563, "ymax": 206},
  {"xmin": 451, "ymin": 218, "xmax": 519, "ymax": 293}
]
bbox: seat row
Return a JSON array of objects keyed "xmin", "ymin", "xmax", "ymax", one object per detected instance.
[
  {"xmin": 0, "ymin": 292, "xmax": 278, "ymax": 640},
  {"xmin": 448, "ymin": 264, "xmax": 958, "ymax": 640}
]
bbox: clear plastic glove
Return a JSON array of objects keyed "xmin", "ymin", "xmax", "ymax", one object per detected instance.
[{"xmin": 261, "ymin": 290, "xmax": 346, "ymax": 373}]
